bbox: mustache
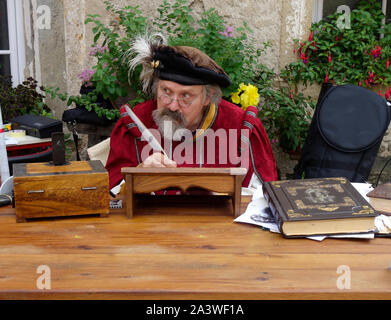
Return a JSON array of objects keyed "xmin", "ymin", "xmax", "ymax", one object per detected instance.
[
  {"xmin": 152, "ymin": 108, "xmax": 187, "ymax": 140},
  {"xmin": 152, "ymin": 108, "xmax": 186, "ymax": 126}
]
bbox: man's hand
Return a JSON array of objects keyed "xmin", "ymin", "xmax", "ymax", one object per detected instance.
[{"xmin": 140, "ymin": 152, "xmax": 177, "ymax": 168}]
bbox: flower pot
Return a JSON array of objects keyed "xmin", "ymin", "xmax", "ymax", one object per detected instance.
[{"xmin": 287, "ymin": 147, "xmax": 302, "ymax": 160}]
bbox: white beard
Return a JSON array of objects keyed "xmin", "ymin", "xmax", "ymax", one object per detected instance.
[{"xmin": 152, "ymin": 109, "xmax": 187, "ymax": 141}]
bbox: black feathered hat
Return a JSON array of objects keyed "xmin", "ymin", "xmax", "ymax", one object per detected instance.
[
  {"xmin": 151, "ymin": 45, "xmax": 231, "ymax": 88},
  {"xmin": 125, "ymin": 34, "xmax": 231, "ymax": 94}
]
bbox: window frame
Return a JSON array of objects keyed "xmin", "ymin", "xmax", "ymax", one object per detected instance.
[
  {"xmin": 0, "ymin": 0, "xmax": 25, "ymax": 85},
  {"xmin": 312, "ymin": 0, "xmax": 389, "ymax": 23}
]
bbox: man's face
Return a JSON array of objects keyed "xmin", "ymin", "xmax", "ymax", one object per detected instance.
[{"xmin": 154, "ymin": 80, "xmax": 210, "ymax": 131}]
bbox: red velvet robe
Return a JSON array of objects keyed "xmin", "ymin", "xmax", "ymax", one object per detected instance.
[{"xmin": 106, "ymin": 99, "xmax": 278, "ymax": 190}]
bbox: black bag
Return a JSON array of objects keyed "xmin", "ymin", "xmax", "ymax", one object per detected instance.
[
  {"xmin": 293, "ymin": 84, "xmax": 391, "ymax": 182},
  {"xmin": 62, "ymin": 85, "xmax": 116, "ymax": 160},
  {"xmin": 62, "ymin": 85, "xmax": 115, "ymax": 127},
  {"xmin": 11, "ymin": 114, "xmax": 63, "ymax": 138}
]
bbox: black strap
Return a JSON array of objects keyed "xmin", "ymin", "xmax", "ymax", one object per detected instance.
[
  {"xmin": 67, "ymin": 121, "xmax": 81, "ymax": 161},
  {"xmin": 73, "ymin": 131, "xmax": 81, "ymax": 161}
]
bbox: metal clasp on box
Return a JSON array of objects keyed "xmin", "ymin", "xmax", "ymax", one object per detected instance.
[{"xmin": 81, "ymin": 187, "xmax": 98, "ymax": 191}]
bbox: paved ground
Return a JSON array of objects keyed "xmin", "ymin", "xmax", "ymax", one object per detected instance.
[{"xmin": 273, "ymin": 146, "xmax": 391, "ymax": 186}]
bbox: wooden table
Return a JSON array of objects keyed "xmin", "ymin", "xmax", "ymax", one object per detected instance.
[{"xmin": 0, "ymin": 196, "xmax": 390, "ymax": 300}]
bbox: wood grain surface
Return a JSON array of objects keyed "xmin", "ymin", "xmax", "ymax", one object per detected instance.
[
  {"xmin": 0, "ymin": 196, "xmax": 390, "ymax": 300},
  {"xmin": 14, "ymin": 173, "xmax": 109, "ymax": 220},
  {"xmin": 26, "ymin": 161, "xmax": 92, "ymax": 174}
]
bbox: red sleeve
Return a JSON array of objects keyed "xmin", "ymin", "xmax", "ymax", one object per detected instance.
[
  {"xmin": 241, "ymin": 106, "xmax": 278, "ymax": 186},
  {"xmin": 105, "ymin": 106, "xmax": 140, "ymax": 190}
]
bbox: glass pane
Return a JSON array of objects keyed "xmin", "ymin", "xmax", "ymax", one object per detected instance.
[
  {"xmin": 0, "ymin": 54, "xmax": 11, "ymax": 77},
  {"xmin": 323, "ymin": 0, "xmax": 382, "ymax": 18},
  {"xmin": 0, "ymin": 0, "xmax": 9, "ymax": 50},
  {"xmin": 386, "ymin": 0, "xmax": 391, "ymax": 24}
]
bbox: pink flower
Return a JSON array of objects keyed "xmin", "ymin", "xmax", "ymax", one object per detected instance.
[
  {"xmin": 78, "ymin": 69, "xmax": 96, "ymax": 86},
  {"xmin": 324, "ymin": 74, "xmax": 329, "ymax": 83},
  {"xmin": 89, "ymin": 44, "xmax": 109, "ymax": 56},
  {"xmin": 387, "ymin": 58, "xmax": 389, "ymax": 69},
  {"xmin": 328, "ymin": 54, "xmax": 332, "ymax": 63},
  {"xmin": 219, "ymin": 24, "xmax": 234, "ymax": 38}
]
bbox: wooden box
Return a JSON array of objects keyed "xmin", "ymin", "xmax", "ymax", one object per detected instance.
[{"xmin": 13, "ymin": 160, "xmax": 109, "ymax": 222}]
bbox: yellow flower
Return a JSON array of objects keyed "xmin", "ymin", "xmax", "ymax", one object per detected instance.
[
  {"xmin": 230, "ymin": 83, "xmax": 260, "ymax": 110},
  {"xmin": 230, "ymin": 90, "xmax": 241, "ymax": 104},
  {"xmin": 240, "ymin": 92, "xmax": 250, "ymax": 109},
  {"xmin": 246, "ymin": 84, "xmax": 260, "ymax": 106}
]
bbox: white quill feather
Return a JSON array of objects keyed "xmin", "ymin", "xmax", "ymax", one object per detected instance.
[{"xmin": 124, "ymin": 104, "xmax": 167, "ymax": 157}]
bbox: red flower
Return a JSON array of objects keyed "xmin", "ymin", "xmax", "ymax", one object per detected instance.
[
  {"xmin": 328, "ymin": 54, "xmax": 332, "ymax": 63},
  {"xmin": 387, "ymin": 58, "xmax": 389, "ymax": 69},
  {"xmin": 358, "ymin": 80, "xmax": 361, "ymax": 86},
  {"xmin": 325, "ymin": 74, "xmax": 329, "ymax": 83}
]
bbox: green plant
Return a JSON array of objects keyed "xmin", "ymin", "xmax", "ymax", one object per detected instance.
[
  {"xmin": 0, "ymin": 75, "xmax": 51, "ymax": 122},
  {"xmin": 284, "ymin": 0, "xmax": 391, "ymax": 97},
  {"xmin": 260, "ymin": 86, "xmax": 315, "ymax": 152},
  {"xmin": 154, "ymin": 0, "xmax": 272, "ymax": 98}
]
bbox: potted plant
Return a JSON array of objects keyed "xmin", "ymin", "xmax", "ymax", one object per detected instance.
[{"xmin": 0, "ymin": 75, "xmax": 52, "ymax": 122}]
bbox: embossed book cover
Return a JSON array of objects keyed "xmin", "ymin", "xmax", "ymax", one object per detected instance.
[{"xmin": 262, "ymin": 177, "xmax": 377, "ymax": 237}]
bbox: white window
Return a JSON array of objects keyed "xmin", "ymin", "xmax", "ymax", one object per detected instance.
[
  {"xmin": 312, "ymin": 0, "xmax": 389, "ymax": 23},
  {"xmin": 0, "ymin": 0, "xmax": 25, "ymax": 86}
]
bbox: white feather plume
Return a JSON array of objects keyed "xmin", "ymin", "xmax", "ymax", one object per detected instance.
[{"xmin": 123, "ymin": 32, "xmax": 167, "ymax": 95}]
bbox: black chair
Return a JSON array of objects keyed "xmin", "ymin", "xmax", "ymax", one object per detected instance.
[
  {"xmin": 293, "ymin": 84, "xmax": 391, "ymax": 182},
  {"xmin": 8, "ymin": 147, "xmax": 53, "ymax": 175}
]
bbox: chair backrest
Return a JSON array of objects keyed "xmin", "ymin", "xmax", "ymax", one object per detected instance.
[
  {"xmin": 87, "ymin": 137, "xmax": 110, "ymax": 167},
  {"xmin": 8, "ymin": 147, "xmax": 53, "ymax": 175},
  {"xmin": 293, "ymin": 84, "xmax": 391, "ymax": 182}
]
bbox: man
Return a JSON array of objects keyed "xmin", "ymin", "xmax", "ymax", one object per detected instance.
[{"xmin": 106, "ymin": 34, "xmax": 278, "ymax": 192}]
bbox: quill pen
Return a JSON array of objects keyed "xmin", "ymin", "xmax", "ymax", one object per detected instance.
[{"xmin": 124, "ymin": 104, "xmax": 168, "ymax": 157}]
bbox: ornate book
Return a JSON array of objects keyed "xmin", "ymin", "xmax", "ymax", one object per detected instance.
[
  {"xmin": 262, "ymin": 177, "xmax": 377, "ymax": 238},
  {"xmin": 366, "ymin": 183, "xmax": 391, "ymax": 215}
]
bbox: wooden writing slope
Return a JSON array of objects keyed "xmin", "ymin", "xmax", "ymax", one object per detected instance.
[{"xmin": 121, "ymin": 167, "xmax": 247, "ymax": 218}]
